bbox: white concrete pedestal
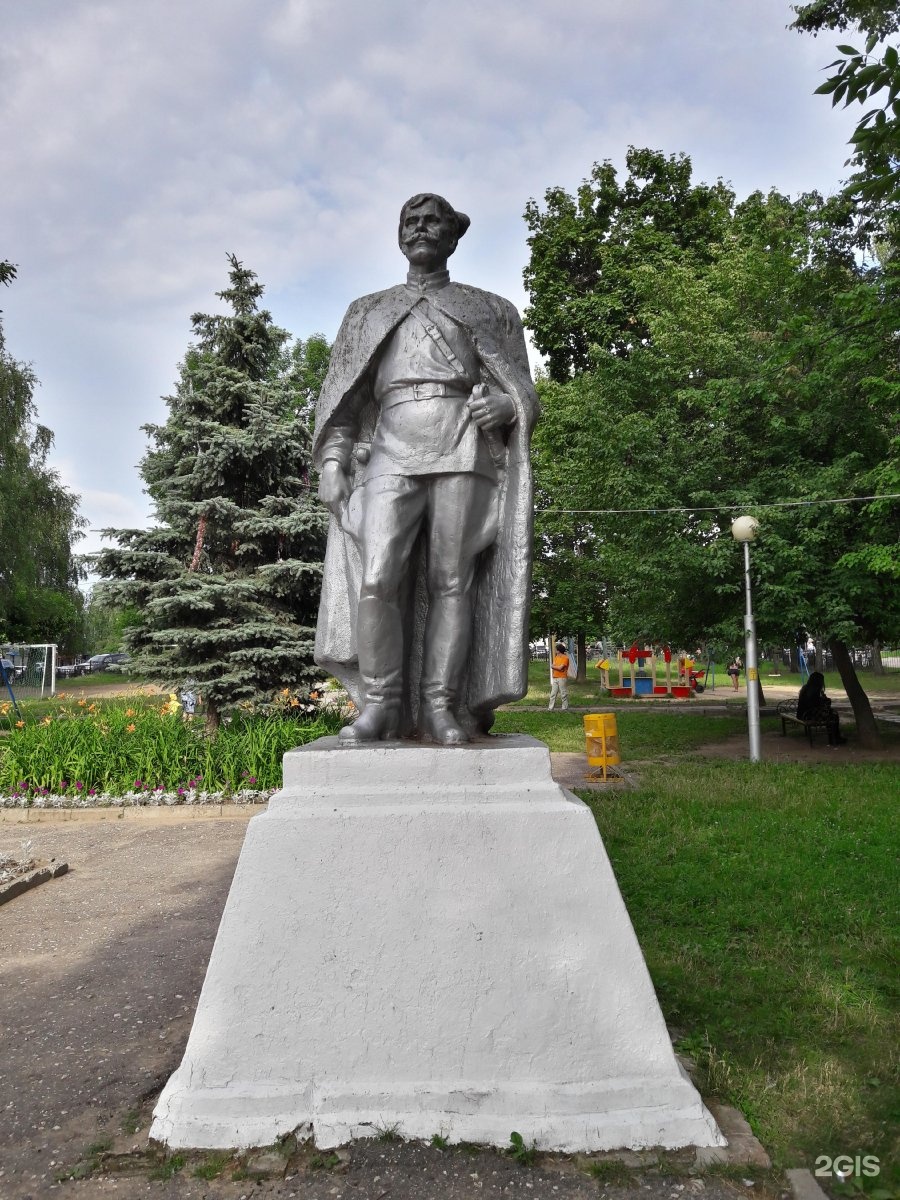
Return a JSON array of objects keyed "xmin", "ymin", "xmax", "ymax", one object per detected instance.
[{"xmin": 150, "ymin": 735, "xmax": 723, "ymax": 1152}]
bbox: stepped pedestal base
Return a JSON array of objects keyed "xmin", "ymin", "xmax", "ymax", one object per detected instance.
[{"xmin": 150, "ymin": 735, "xmax": 723, "ymax": 1152}]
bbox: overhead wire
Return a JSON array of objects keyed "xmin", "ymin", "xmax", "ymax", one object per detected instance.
[{"xmin": 537, "ymin": 493, "xmax": 900, "ymax": 516}]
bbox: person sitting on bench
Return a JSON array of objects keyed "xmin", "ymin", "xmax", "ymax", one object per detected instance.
[{"xmin": 797, "ymin": 671, "xmax": 846, "ymax": 746}]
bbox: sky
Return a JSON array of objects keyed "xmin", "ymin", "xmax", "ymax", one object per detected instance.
[{"xmin": 2, "ymin": 0, "xmax": 860, "ymax": 565}]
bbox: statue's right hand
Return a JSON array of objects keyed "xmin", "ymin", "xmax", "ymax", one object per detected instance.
[{"xmin": 318, "ymin": 461, "xmax": 351, "ymax": 516}]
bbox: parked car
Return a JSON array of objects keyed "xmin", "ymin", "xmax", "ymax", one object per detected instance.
[
  {"xmin": 65, "ymin": 652, "xmax": 131, "ymax": 675},
  {"xmin": 57, "ymin": 660, "xmax": 89, "ymax": 678}
]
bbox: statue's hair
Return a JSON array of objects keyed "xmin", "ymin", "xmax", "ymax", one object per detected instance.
[{"xmin": 398, "ymin": 193, "xmax": 470, "ymax": 241}]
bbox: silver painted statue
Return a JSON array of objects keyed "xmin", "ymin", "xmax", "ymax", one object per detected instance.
[{"xmin": 313, "ymin": 194, "xmax": 538, "ymax": 745}]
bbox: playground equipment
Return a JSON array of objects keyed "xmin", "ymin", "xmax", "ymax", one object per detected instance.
[
  {"xmin": 603, "ymin": 644, "xmax": 710, "ymax": 699},
  {"xmin": 595, "ymin": 643, "xmax": 713, "ymax": 699},
  {"xmin": 583, "ymin": 712, "xmax": 623, "ymax": 783},
  {"xmin": 611, "ymin": 644, "xmax": 663, "ymax": 697}
]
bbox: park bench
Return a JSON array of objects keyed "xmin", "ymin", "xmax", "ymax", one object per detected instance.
[{"xmin": 777, "ymin": 700, "xmax": 829, "ymax": 746}]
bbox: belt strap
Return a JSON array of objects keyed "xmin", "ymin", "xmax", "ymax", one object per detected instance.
[{"xmin": 380, "ymin": 382, "xmax": 471, "ymax": 409}]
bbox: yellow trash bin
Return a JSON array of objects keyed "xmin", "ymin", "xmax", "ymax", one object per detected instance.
[{"xmin": 583, "ymin": 712, "xmax": 622, "ymax": 782}]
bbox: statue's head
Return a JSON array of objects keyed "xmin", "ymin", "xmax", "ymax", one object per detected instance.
[{"xmin": 398, "ymin": 193, "xmax": 470, "ymax": 270}]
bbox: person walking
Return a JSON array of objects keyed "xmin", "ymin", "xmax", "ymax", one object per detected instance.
[
  {"xmin": 549, "ymin": 641, "xmax": 570, "ymax": 711},
  {"xmin": 727, "ymin": 656, "xmax": 742, "ymax": 691}
]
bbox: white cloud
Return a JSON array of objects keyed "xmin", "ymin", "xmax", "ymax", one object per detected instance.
[{"xmin": 2, "ymin": 0, "xmax": 865, "ymax": 542}]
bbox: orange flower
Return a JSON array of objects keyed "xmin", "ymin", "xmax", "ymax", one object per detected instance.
[
  {"xmin": 78, "ymin": 699, "xmax": 87, "ymax": 708},
  {"xmin": 88, "ymin": 703, "xmax": 97, "ymax": 713},
  {"xmin": 41, "ymin": 716, "xmax": 52, "ymax": 726},
  {"xmin": 280, "ymin": 687, "xmax": 291, "ymax": 697},
  {"xmin": 0, "ymin": 702, "xmax": 10, "ymax": 715},
  {"xmin": 15, "ymin": 720, "xmax": 24, "ymax": 728},
  {"xmin": 125, "ymin": 707, "xmax": 135, "ymax": 717},
  {"xmin": 57, "ymin": 691, "xmax": 67, "ymax": 699},
  {"xmin": 126, "ymin": 723, "xmax": 136, "ymax": 733}
]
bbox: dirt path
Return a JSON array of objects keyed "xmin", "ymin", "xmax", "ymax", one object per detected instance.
[
  {"xmin": 695, "ymin": 726, "xmax": 900, "ymax": 764},
  {"xmin": 54, "ymin": 681, "xmax": 164, "ymax": 699}
]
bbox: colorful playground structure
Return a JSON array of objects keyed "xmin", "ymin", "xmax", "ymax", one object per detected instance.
[{"xmin": 601, "ymin": 644, "xmax": 707, "ymax": 699}]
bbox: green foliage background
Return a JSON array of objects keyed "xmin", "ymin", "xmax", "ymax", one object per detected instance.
[{"xmin": 0, "ymin": 263, "xmax": 85, "ymax": 650}]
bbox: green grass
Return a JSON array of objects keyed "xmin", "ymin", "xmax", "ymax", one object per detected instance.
[
  {"xmin": 148, "ymin": 1153, "xmax": 185, "ymax": 1181},
  {"xmin": 192, "ymin": 1153, "xmax": 231, "ymax": 1180},
  {"xmin": 758, "ymin": 669, "xmax": 900, "ymax": 698},
  {"xmin": 492, "ymin": 707, "xmax": 767, "ymax": 755},
  {"xmin": 580, "ymin": 761, "xmax": 898, "ymax": 1182}
]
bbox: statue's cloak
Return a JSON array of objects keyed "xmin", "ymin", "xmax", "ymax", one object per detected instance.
[{"xmin": 313, "ymin": 281, "xmax": 539, "ymax": 732}]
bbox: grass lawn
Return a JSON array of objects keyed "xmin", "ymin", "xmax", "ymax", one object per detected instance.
[
  {"xmin": 577, "ymin": 762, "xmax": 898, "ymax": 1183},
  {"xmin": 492, "ymin": 707, "xmax": 768, "ymax": 755},
  {"xmin": 499, "ymin": 687, "xmax": 898, "ymax": 1184},
  {"xmin": 757, "ymin": 669, "xmax": 900, "ymax": 698}
]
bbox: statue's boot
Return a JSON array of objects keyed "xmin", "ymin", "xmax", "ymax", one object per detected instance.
[
  {"xmin": 420, "ymin": 594, "xmax": 471, "ymax": 746},
  {"xmin": 339, "ymin": 597, "xmax": 403, "ymax": 743}
]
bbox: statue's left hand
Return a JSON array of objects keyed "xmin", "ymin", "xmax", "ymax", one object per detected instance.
[{"xmin": 467, "ymin": 385, "xmax": 515, "ymax": 430}]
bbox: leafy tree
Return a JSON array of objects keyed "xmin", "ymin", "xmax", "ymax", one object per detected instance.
[
  {"xmin": 523, "ymin": 147, "xmax": 735, "ymax": 381},
  {"xmin": 525, "ymin": 167, "xmax": 898, "ymax": 744},
  {"xmin": 96, "ymin": 255, "xmax": 328, "ymax": 732},
  {"xmin": 529, "ymin": 493, "xmax": 608, "ymax": 681},
  {"xmin": 792, "ymin": 1, "xmax": 900, "ymax": 213},
  {"xmin": 287, "ymin": 333, "xmax": 332, "ymax": 423},
  {"xmin": 0, "ymin": 263, "xmax": 85, "ymax": 652},
  {"xmin": 81, "ymin": 592, "xmax": 143, "ymax": 655},
  {"xmin": 524, "ymin": 150, "xmax": 736, "ymax": 659}
]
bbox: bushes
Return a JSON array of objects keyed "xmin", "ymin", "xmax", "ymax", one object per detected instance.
[{"xmin": 0, "ymin": 696, "xmax": 341, "ymax": 801}]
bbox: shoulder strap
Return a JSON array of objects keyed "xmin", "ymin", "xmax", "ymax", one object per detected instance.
[{"xmin": 408, "ymin": 302, "xmax": 467, "ymax": 375}]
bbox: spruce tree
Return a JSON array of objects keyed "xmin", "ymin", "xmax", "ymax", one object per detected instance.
[{"xmin": 97, "ymin": 255, "xmax": 328, "ymax": 732}]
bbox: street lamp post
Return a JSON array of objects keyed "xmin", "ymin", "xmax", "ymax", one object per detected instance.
[{"xmin": 731, "ymin": 516, "xmax": 761, "ymax": 763}]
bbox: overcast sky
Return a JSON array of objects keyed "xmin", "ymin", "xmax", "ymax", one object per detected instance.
[{"xmin": 3, "ymin": 0, "xmax": 859, "ymax": 563}]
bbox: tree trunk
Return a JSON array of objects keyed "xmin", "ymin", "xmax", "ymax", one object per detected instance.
[
  {"xmin": 205, "ymin": 699, "xmax": 221, "ymax": 737},
  {"xmin": 872, "ymin": 640, "xmax": 884, "ymax": 675},
  {"xmin": 789, "ymin": 646, "xmax": 800, "ymax": 674},
  {"xmin": 576, "ymin": 631, "xmax": 587, "ymax": 682},
  {"xmin": 830, "ymin": 639, "xmax": 881, "ymax": 748}
]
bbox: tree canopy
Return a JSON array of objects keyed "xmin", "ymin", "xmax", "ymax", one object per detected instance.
[
  {"xmin": 96, "ymin": 255, "xmax": 328, "ymax": 731},
  {"xmin": 792, "ymin": 0, "xmax": 900, "ymax": 213},
  {"xmin": 524, "ymin": 153, "xmax": 899, "ymax": 743}
]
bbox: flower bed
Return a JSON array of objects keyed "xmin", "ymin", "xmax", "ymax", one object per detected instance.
[{"xmin": 0, "ymin": 694, "xmax": 342, "ymax": 802}]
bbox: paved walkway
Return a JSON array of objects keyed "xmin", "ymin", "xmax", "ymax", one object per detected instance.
[{"xmin": 0, "ymin": 805, "xmax": 783, "ymax": 1200}]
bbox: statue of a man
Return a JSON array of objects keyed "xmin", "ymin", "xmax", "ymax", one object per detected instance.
[{"xmin": 313, "ymin": 194, "xmax": 538, "ymax": 745}]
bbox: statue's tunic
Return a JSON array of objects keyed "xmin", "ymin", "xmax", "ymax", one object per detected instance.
[{"xmin": 313, "ymin": 272, "xmax": 539, "ymax": 730}]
